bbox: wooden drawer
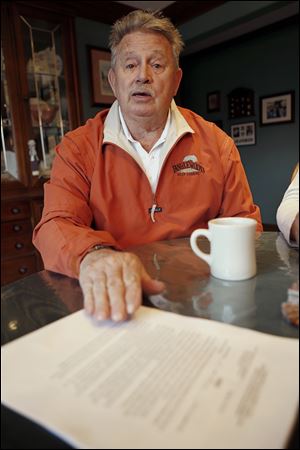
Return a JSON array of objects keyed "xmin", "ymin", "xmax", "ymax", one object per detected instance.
[
  {"xmin": 1, "ymin": 200, "xmax": 31, "ymax": 221},
  {"xmin": 1, "ymin": 254, "xmax": 38, "ymax": 285},
  {"xmin": 1, "ymin": 219, "xmax": 33, "ymax": 238},
  {"xmin": 2, "ymin": 234, "xmax": 35, "ymax": 258}
]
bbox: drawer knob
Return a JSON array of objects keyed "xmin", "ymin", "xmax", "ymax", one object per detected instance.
[
  {"xmin": 11, "ymin": 207, "xmax": 21, "ymax": 214},
  {"xmin": 13, "ymin": 224, "xmax": 22, "ymax": 232},
  {"xmin": 18, "ymin": 266, "xmax": 28, "ymax": 274},
  {"xmin": 15, "ymin": 242, "xmax": 24, "ymax": 250}
]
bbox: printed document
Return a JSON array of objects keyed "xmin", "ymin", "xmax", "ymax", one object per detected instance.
[{"xmin": 1, "ymin": 306, "xmax": 299, "ymax": 449}]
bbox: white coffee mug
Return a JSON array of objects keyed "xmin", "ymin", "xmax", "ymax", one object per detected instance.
[{"xmin": 190, "ymin": 217, "xmax": 257, "ymax": 281}]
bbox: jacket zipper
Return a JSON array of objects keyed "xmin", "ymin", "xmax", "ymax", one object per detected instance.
[
  {"xmin": 106, "ymin": 133, "xmax": 190, "ymax": 223},
  {"xmin": 149, "ymin": 132, "xmax": 190, "ymax": 223},
  {"xmin": 150, "ymin": 203, "xmax": 157, "ymax": 223}
]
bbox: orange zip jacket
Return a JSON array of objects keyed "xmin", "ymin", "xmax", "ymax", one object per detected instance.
[{"xmin": 33, "ymin": 104, "xmax": 262, "ymax": 278}]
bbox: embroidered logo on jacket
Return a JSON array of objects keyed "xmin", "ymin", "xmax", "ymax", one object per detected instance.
[{"xmin": 172, "ymin": 155, "xmax": 205, "ymax": 176}]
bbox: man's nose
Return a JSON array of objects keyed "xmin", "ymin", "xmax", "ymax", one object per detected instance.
[{"xmin": 136, "ymin": 63, "xmax": 151, "ymax": 83}]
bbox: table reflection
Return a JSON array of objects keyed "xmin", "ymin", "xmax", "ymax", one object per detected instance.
[
  {"xmin": 130, "ymin": 233, "xmax": 298, "ymax": 337},
  {"xmin": 1, "ymin": 233, "xmax": 299, "ymax": 344},
  {"xmin": 151, "ymin": 276, "xmax": 257, "ymax": 324}
]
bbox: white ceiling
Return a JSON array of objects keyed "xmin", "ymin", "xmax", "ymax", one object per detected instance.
[{"xmin": 117, "ymin": 1, "xmax": 175, "ymax": 11}]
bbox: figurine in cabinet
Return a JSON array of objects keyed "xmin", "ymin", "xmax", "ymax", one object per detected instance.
[{"xmin": 28, "ymin": 139, "xmax": 39, "ymax": 176}]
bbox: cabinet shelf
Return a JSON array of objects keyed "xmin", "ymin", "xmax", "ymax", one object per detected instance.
[
  {"xmin": 27, "ymin": 71, "xmax": 64, "ymax": 78},
  {"xmin": 32, "ymin": 125, "xmax": 61, "ymax": 129}
]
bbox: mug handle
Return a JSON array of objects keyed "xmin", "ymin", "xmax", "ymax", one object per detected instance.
[{"xmin": 190, "ymin": 229, "xmax": 212, "ymax": 266}]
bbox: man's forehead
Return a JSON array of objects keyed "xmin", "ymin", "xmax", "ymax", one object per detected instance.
[
  {"xmin": 119, "ymin": 31, "xmax": 171, "ymax": 51},
  {"xmin": 122, "ymin": 49, "xmax": 166, "ymax": 58}
]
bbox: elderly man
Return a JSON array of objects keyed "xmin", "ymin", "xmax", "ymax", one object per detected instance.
[{"xmin": 33, "ymin": 10, "xmax": 262, "ymax": 322}]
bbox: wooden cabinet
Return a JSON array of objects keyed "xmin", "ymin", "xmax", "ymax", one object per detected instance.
[
  {"xmin": 1, "ymin": 0, "xmax": 82, "ymax": 285},
  {"xmin": 1, "ymin": 199, "xmax": 38, "ymax": 284}
]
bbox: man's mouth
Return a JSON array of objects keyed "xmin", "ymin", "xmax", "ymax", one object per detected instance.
[{"xmin": 132, "ymin": 91, "xmax": 152, "ymax": 97}]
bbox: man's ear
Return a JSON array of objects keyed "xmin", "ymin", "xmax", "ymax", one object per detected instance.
[
  {"xmin": 174, "ymin": 68, "xmax": 183, "ymax": 96},
  {"xmin": 108, "ymin": 68, "xmax": 117, "ymax": 96}
]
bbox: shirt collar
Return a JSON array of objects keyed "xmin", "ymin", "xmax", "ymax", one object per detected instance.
[
  {"xmin": 118, "ymin": 105, "xmax": 171, "ymax": 148},
  {"xmin": 103, "ymin": 99, "xmax": 194, "ymax": 147}
]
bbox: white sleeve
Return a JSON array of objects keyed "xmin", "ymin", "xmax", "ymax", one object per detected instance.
[{"xmin": 276, "ymin": 169, "xmax": 299, "ymax": 246}]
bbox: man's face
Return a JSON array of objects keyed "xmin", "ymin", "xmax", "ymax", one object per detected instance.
[{"xmin": 108, "ymin": 31, "xmax": 182, "ymax": 122}]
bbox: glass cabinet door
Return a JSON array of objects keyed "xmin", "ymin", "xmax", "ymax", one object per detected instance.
[
  {"xmin": 20, "ymin": 15, "xmax": 70, "ymax": 178},
  {"xmin": 1, "ymin": 2, "xmax": 81, "ymax": 186},
  {"xmin": 1, "ymin": 44, "xmax": 19, "ymax": 181}
]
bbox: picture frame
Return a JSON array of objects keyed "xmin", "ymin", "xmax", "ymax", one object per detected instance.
[
  {"xmin": 207, "ymin": 91, "xmax": 220, "ymax": 112},
  {"xmin": 88, "ymin": 46, "xmax": 115, "ymax": 106},
  {"xmin": 228, "ymin": 87, "xmax": 254, "ymax": 119},
  {"xmin": 230, "ymin": 122, "xmax": 256, "ymax": 146},
  {"xmin": 260, "ymin": 91, "xmax": 294, "ymax": 126}
]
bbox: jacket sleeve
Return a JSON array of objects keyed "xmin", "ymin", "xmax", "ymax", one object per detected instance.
[
  {"xmin": 32, "ymin": 135, "xmax": 121, "ymax": 279},
  {"xmin": 217, "ymin": 133, "xmax": 263, "ymax": 231},
  {"xmin": 276, "ymin": 169, "xmax": 299, "ymax": 245}
]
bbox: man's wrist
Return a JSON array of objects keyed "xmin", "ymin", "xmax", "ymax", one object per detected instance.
[{"xmin": 88, "ymin": 244, "xmax": 114, "ymax": 253}]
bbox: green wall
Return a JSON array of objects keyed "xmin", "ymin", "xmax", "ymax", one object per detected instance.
[
  {"xmin": 180, "ymin": 19, "xmax": 299, "ymax": 225},
  {"xmin": 75, "ymin": 17, "xmax": 110, "ymax": 121}
]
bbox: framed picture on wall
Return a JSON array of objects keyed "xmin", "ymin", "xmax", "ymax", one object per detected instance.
[
  {"xmin": 260, "ymin": 91, "xmax": 294, "ymax": 125},
  {"xmin": 230, "ymin": 122, "xmax": 256, "ymax": 146},
  {"xmin": 88, "ymin": 46, "xmax": 115, "ymax": 106},
  {"xmin": 207, "ymin": 91, "xmax": 220, "ymax": 112},
  {"xmin": 228, "ymin": 87, "xmax": 254, "ymax": 119}
]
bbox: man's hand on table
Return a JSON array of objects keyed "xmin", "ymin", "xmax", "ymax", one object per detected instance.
[{"xmin": 79, "ymin": 248, "xmax": 165, "ymax": 321}]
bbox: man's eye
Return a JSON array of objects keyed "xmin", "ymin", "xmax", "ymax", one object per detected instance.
[
  {"xmin": 153, "ymin": 64, "xmax": 162, "ymax": 69},
  {"xmin": 125, "ymin": 64, "xmax": 135, "ymax": 69}
]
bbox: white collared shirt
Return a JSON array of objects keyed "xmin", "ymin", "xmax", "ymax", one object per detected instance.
[
  {"xmin": 119, "ymin": 107, "xmax": 171, "ymax": 193},
  {"xmin": 103, "ymin": 100, "xmax": 194, "ymax": 194}
]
